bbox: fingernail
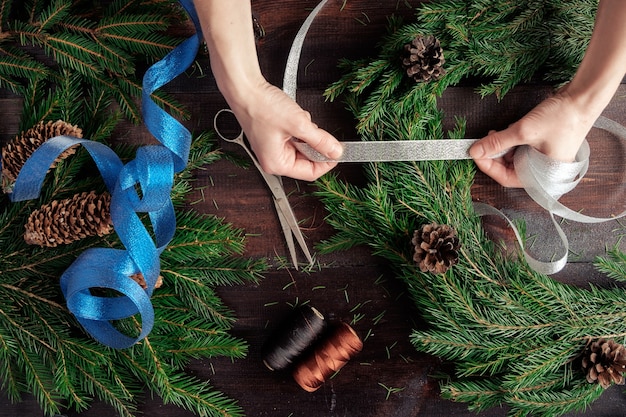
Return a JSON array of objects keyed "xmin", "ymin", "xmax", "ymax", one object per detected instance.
[
  {"xmin": 327, "ymin": 143, "xmax": 344, "ymax": 160},
  {"xmin": 470, "ymin": 143, "xmax": 485, "ymax": 158}
]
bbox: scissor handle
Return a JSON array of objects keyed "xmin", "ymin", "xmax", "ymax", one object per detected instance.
[
  {"xmin": 212, "ymin": 111, "xmax": 313, "ymax": 268},
  {"xmin": 213, "ymin": 108, "xmax": 244, "ymax": 144}
]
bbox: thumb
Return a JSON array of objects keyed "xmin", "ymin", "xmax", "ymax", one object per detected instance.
[
  {"xmin": 470, "ymin": 128, "xmax": 521, "ymax": 159},
  {"xmin": 299, "ymin": 126, "xmax": 343, "ymax": 160}
]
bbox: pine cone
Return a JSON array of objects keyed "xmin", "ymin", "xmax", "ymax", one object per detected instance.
[
  {"xmin": 2, "ymin": 120, "xmax": 82, "ymax": 193},
  {"xmin": 130, "ymin": 273, "xmax": 164, "ymax": 290},
  {"xmin": 24, "ymin": 191, "xmax": 113, "ymax": 247},
  {"xmin": 582, "ymin": 338, "xmax": 626, "ymax": 389},
  {"xmin": 412, "ymin": 223, "xmax": 460, "ymax": 274},
  {"xmin": 401, "ymin": 35, "xmax": 446, "ymax": 82}
]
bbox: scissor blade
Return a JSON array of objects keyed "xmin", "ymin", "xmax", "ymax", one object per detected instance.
[
  {"xmin": 273, "ymin": 196, "xmax": 313, "ymax": 267},
  {"xmin": 272, "ymin": 198, "xmax": 300, "ymax": 269},
  {"xmin": 294, "ymin": 139, "xmax": 480, "ymax": 163}
]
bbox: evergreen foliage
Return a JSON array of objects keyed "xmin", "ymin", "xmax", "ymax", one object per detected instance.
[
  {"xmin": 325, "ymin": 0, "xmax": 597, "ymax": 114},
  {"xmin": 317, "ymin": 1, "xmax": 622, "ymax": 416},
  {"xmin": 0, "ymin": 43, "xmax": 266, "ymax": 417},
  {"xmin": 0, "ymin": 0, "xmax": 188, "ymax": 124}
]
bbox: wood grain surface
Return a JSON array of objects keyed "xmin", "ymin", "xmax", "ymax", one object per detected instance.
[{"xmin": 2, "ymin": 0, "xmax": 626, "ymax": 416}]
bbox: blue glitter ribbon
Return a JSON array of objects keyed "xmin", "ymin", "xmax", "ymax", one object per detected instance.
[{"xmin": 10, "ymin": 0, "xmax": 202, "ymax": 348}]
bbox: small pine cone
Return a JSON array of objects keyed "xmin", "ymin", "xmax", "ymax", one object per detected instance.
[
  {"xmin": 412, "ymin": 223, "xmax": 460, "ymax": 274},
  {"xmin": 582, "ymin": 338, "xmax": 626, "ymax": 389},
  {"xmin": 2, "ymin": 120, "xmax": 82, "ymax": 193},
  {"xmin": 401, "ymin": 35, "xmax": 446, "ymax": 82},
  {"xmin": 130, "ymin": 273, "xmax": 164, "ymax": 290},
  {"xmin": 24, "ymin": 191, "xmax": 113, "ymax": 247}
]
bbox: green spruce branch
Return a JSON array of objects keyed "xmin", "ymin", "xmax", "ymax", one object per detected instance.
[
  {"xmin": 0, "ymin": 35, "xmax": 266, "ymax": 417},
  {"xmin": 316, "ymin": 1, "xmax": 621, "ymax": 416},
  {"xmin": 0, "ymin": 0, "xmax": 189, "ymax": 124}
]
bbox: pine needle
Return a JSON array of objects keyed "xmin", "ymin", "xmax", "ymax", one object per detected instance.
[{"xmin": 316, "ymin": 2, "xmax": 616, "ymax": 416}]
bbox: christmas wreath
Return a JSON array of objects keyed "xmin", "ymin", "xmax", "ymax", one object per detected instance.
[
  {"xmin": 316, "ymin": 1, "xmax": 626, "ymax": 416},
  {"xmin": 0, "ymin": 1, "xmax": 265, "ymax": 416}
]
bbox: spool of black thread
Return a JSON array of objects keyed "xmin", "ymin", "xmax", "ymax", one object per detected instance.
[{"xmin": 262, "ymin": 305, "xmax": 326, "ymax": 371}]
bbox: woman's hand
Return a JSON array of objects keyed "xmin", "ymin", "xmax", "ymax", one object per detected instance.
[
  {"xmin": 470, "ymin": 0, "xmax": 626, "ymax": 187},
  {"xmin": 193, "ymin": 0, "xmax": 342, "ymax": 181},
  {"xmin": 228, "ymin": 79, "xmax": 342, "ymax": 181},
  {"xmin": 470, "ymin": 87, "xmax": 596, "ymax": 187}
]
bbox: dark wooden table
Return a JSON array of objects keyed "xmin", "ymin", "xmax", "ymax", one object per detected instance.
[{"xmin": 2, "ymin": 0, "xmax": 626, "ymax": 416}]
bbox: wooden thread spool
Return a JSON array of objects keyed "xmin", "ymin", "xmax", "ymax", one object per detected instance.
[
  {"xmin": 262, "ymin": 305, "xmax": 326, "ymax": 371},
  {"xmin": 292, "ymin": 322, "xmax": 363, "ymax": 392}
]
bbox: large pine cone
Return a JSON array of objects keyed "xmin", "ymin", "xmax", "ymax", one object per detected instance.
[
  {"xmin": 401, "ymin": 35, "xmax": 446, "ymax": 82},
  {"xmin": 412, "ymin": 223, "xmax": 460, "ymax": 274},
  {"xmin": 24, "ymin": 191, "xmax": 113, "ymax": 247},
  {"xmin": 2, "ymin": 120, "xmax": 82, "ymax": 193},
  {"xmin": 582, "ymin": 338, "xmax": 626, "ymax": 388}
]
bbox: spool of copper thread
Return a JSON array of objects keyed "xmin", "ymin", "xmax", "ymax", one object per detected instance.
[
  {"xmin": 292, "ymin": 321, "xmax": 363, "ymax": 392},
  {"xmin": 262, "ymin": 305, "xmax": 326, "ymax": 371}
]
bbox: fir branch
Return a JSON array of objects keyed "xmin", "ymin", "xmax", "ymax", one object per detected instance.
[
  {"xmin": 118, "ymin": 345, "xmax": 244, "ymax": 417},
  {"xmin": 317, "ymin": 2, "xmax": 612, "ymax": 416},
  {"xmin": 0, "ymin": 49, "xmax": 48, "ymax": 79},
  {"xmin": 0, "ymin": 0, "xmax": 188, "ymax": 123},
  {"xmin": 15, "ymin": 342, "xmax": 62, "ymax": 415},
  {"xmin": 0, "ymin": 0, "xmax": 11, "ymax": 30},
  {"xmin": 37, "ymin": 0, "xmax": 71, "ymax": 32},
  {"xmin": 97, "ymin": 15, "xmax": 178, "ymax": 57},
  {"xmin": 0, "ymin": 88, "xmax": 265, "ymax": 416},
  {"xmin": 505, "ymin": 382, "xmax": 603, "ymax": 417},
  {"xmin": 594, "ymin": 247, "xmax": 626, "ymax": 283},
  {"xmin": 440, "ymin": 379, "xmax": 508, "ymax": 412}
]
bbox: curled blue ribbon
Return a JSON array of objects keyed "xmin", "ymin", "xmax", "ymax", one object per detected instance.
[{"xmin": 10, "ymin": 0, "xmax": 202, "ymax": 348}]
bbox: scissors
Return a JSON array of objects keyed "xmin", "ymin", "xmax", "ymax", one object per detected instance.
[{"xmin": 213, "ymin": 109, "xmax": 313, "ymax": 269}]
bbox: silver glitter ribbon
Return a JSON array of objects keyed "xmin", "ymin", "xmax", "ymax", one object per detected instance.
[
  {"xmin": 283, "ymin": 0, "xmax": 328, "ymax": 100},
  {"xmin": 293, "ymin": 138, "xmax": 481, "ymax": 162},
  {"xmin": 287, "ymin": 0, "xmax": 626, "ymax": 275},
  {"xmin": 504, "ymin": 116, "xmax": 626, "ymax": 275}
]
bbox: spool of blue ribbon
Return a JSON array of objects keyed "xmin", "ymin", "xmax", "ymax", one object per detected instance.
[{"xmin": 10, "ymin": 0, "xmax": 202, "ymax": 348}]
